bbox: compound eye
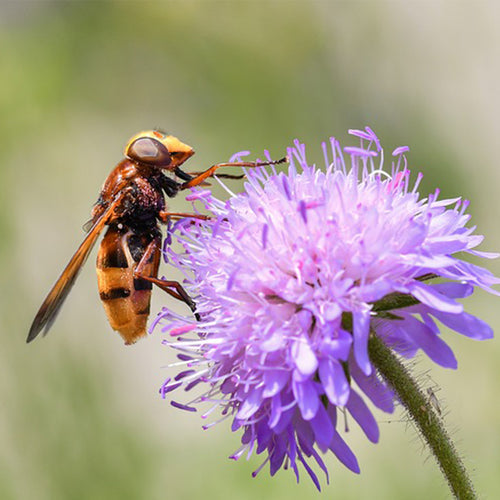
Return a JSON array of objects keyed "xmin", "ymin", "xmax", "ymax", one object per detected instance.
[{"xmin": 126, "ymin": 137, "xmax": 171, "ymax": 167}]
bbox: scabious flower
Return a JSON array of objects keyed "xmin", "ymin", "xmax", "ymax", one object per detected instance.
[{"xmin": 152, "ymin": 127, "xmax": 498, "ymax": 489}]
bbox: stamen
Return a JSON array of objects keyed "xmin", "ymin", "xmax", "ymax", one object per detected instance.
[
  {"xmin": 171, "ymin": 400, "xmax": 197, "ymax": 412},
  {"xmin": 392, "ymin": 146, "xmax": 410, "ymax": 156},
  {"xmin": 344, "ymin": 146, "xmax": 378, "ymax": 158},
  {"xmin": 185, "ymin": 190, "xmax": 212, "ymax": 201},
  {"xmin": 252, "ymin": 455, "xmax": 270, "ymax": 477},
  {"xmin": 229, "ymin": 443, "xmax": 248, "ymax": 460},
  {"xmin": 202, "ymin": 412, "xmax": 231, "ymax": 430},
  {"xmin": 229, "ymin": 150, "xmax": 250, "ymax": 162},
  {"xmin": 262, "ymin": 223, "xmax": 269, "ymax": 249},
  {"xmin": 298, "ymin": 200, "xmax": 308, "ymax": 223}
]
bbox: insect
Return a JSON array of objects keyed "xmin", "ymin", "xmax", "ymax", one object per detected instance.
[{"xmin": 28, "ymin": 130, "xmax": 286, "ymax": 345}]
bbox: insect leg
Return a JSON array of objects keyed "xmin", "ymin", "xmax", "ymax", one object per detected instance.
[
  {"xmin": 186, "ymin": 172, "xmax": 245, "ymax": 181},
  {"xmin": 174, "ymin": 166, "xmax": 244, "ymax": 182},
  {"xmin": 134, "ymin": 240, "xmax": 197, "ymax": 313},
  {"xmin": 158, "ymin": 211, "xmax": 210, "ymax": 223},
  {"xmin": 179, "ymin": 156, "xmax": 287, "ymax": 190}
]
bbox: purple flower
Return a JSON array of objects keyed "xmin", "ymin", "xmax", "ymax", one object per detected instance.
[{"xmin": 153, "ymin": 128, "xmax": 499, "ymax": 489}]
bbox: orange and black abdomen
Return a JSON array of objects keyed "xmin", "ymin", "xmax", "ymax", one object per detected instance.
[{"xmin": 96, "ymin": 224, "xmax": 161, "ymax": 344}]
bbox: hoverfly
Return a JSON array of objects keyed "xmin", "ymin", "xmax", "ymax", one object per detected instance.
[{"xmin": 28, "ymin": 130, "xmax": 286, "ymax": 345}]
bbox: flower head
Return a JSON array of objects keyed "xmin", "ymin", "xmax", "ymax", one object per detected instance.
[{"xmin": 153, "ymin": 127, "xmax": 498, "ymax": 489}]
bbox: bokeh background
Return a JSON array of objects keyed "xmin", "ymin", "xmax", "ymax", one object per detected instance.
[{"xmin": 2, "ymin": 1, "xmax": 499, "ymax": 498}]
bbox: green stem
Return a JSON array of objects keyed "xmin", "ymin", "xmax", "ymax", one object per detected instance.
[{"xmin": 368, "ymin": 333, "xmax": 477, "ymax": 500}]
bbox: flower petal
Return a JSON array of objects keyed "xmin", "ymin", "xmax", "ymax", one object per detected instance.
[
  {"xmin": 407, "ymin": 282, "xmax": 463, "ymax": 314},
  {"xmin": 292, "ymin": 379, "xmax": 319, "ymax": 420},
  {"xmin": 236, "ymin": 387, "xmax": 264, "ymax": 420},
  {"xmin": 319, "ymin": 326, "xmax": 352, "ymax": 360},
  {"xmin": 292, "ymin": 339, "xmax": 318, "ymax": 376},
  {"xmin": 309, "ymin": 404, "xmax": 334, "ymax": 452},
  {"xmin": 350, "ymin": 358, "xmax": 394, "ymax": 413},
  {"xmin": 353, "ymin": 311, "xmax": 372, "ymax": 375},
  {"xmin": 431, "ymin": 310, "xmax": 494, "ymax": 340},
  {"xmin": 399, "ymin": 315, "xmax": 457, "ymax": 368},
  {"xmin": 346, "ymin": 390, "xmax": 379, "ymax": 443},
  {"xmin": 329, "ymin": 432, "xmax": 360, "ymax": 474},
  {"xmin": 431, "ymin": 282, "xmax": 473, "ymax": 299},
  {"xmin": 263, "ymin": 370, "xmax": 289, "ymax": 398},
  {"xmin": 319, "ymin": 358, "xmax": 350, "ymax": 406},
  {"xmin": 270, "ymin": 434, "xmax": 287, "ymax": 476}
]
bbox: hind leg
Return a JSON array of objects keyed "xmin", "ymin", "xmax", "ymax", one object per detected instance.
[{"xmin": 133, "ymin": 239, "xmax": 197, "ymax": 314}]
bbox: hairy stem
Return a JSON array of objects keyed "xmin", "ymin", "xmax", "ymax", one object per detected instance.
[{"xmin": 368, "ymin": 332, "xmax": 477, "ymax": 500}]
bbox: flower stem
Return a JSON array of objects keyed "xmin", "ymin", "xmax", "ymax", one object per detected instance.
[{"xmin": 368, "ymin": 332, "xmax": 477, "ymax": 500}]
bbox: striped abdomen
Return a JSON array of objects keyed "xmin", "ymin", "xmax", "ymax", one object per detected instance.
[{"xmin": 96, "ymin": 225, "xmax": 161, "ymax": 344}]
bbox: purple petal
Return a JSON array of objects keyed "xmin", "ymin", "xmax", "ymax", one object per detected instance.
[
  {"xmin": 240, "ymin": 427, "xmax": 252, "ymax": 445},
  {"xmin": 400, "ymin": 253, "xmax": 457, "ymax": 269},
  {"xmin": 350, "ymin": 358, "xmax": 395, "ymax": 413},
  {"xmin": 307, "ymin": 445, "xmax": 330, "ymax": 485},
  {"xmin": 329, "ymin": 432, "xmax": 360, "ymax": 473},
  {"xmin": 319, "ymin": 327, "xmax": 352, "ymax": 360},
  {"xmin": 431, "ymin": 310, "xmax": 494, "ymax": 340},
  {"xmin": 454, "ymin": 260, "xmax": 500, "ymax": 288},
  {"xmin": 357, "ymin": 280, "xmax": 393, "ymax": 303},
  {"xmin": 255, "ymin": 422, "xmax": 273, "ymax": 453},
  {"xmin": 425, "ymin": 235, "xmax": 469, "ymax": 254},
  {"xmin": 469, "ymin": 249, "xmax": 500, "ymax": 259},
  {"xmin": 373, "ymin": 318, "xmax": 419, "ymax": 357},
  {"xmin": 259, "ymin": 329, "xmax": 285, "ymax": 352},
  {"xmin": 346, "ymin": 390, "xmax": 379, "ymax": 443},
  {"xmin": 286, "ymin": 425, "xmax": 298, "ymax": 470},
  {"xmin": 309, "ymin": 403, "xmax": 334, "ymax": 452},
  {"xmin": 292, "ymin": 379, "xmax": 319, "ymax": 420},
  {"xmin": 407, "ymin": 281, "xmax": 463, "ymax": 314},
  {"xmin": 318, "ymin": 358, "xmax": 350, "ymax": 406},
  {"xmin": 269, "ymin": 394, "xmax": 282, "ymax": 428},
  {"xmin": 263, "ymin": 370, "xmax": 289, "ymax": 398},
  {"xmin": 296, "ymin": 414, "xmax": 315, "ymax": 451},
  {"xmin": 401, "ymin": 315, "xmax": 457, "ymax": 368},
  {"xmin": 353, "ymin": 311, "xmax": 372, "ymax": 375},
  {"xmin": 431, "ymin": 282, "xmax": 473, "ymax": 299},
  {"xmin": 296, "ymin": 448, "xmax": 322, "ymax": 491},
  {"xmin": 236, "ymin": 387, "xmax": 264, "ymax": 420},
  {"xmin": 231, "ymin": 418, "xmax": 242, "ymax": 432},
  {"xmin": 272, "ymin": 404, "xmax": 296, "ymax": 434},
  {"xmin": 269, "ymin": 434, "xmax": 287, "ymax": 476},
  {"xmin": 292, "ymin": 339, "xmax": 318, "ymax": 376}
]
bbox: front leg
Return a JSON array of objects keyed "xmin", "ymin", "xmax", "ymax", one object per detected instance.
[
  {"xmin": 175, "ymin": 166, "xmax": 244, "ymax": 183},
  {"xmin": 160, "ymin": 174, "xmax": 181, "ymax": 197},
  {"xmin": 178, "ymin": 156, "xmax": 287, "ymax": 190}
]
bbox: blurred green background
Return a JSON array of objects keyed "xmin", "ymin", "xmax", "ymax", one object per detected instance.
[{"xmin": 2, "ymin": 1, "xmax": 499, "ymax": 498}]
